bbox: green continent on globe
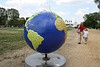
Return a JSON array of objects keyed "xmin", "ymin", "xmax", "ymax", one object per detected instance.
[
  {"xmin": 55, "ymin": 18, "xmax": 67, "ymax": 41},
  {"xmin": 52, "ymin": 12, "xmax": 62, "ymax": 19},
  {"xmin": 27, "ymin": 30, "xmax": 44, "ymax": 51}
]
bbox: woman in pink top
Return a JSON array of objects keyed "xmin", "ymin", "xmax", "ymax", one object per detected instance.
[{"xmin": 78, "ymin": 22, "xmax": 85, "ymax": 44}]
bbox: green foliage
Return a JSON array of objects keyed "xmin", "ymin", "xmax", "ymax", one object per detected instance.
[
  {"xmin": 94, "ymin": 0, "xmax": 100, "ymax": 9},
  {"xmin": 7, "ymin": 9, "xmax": 25, "ymax": 27},
  {"xmin": 8, "ymin": 17, "xmax": 25, "ymax": 27},
  {"xmin": 19, "ymin": 17, "xmax": 26, "ymax": 26},
  {"xmin": 8, "ymin": 19, "xmax": 17, "ymax": 26},
  {"xmin": 0, "ymin": 7, "xmax": 7, "ymax": 25},
  {"xmin": 96, "ymin": 23, "xmax": 100, "ymax": 27},
  {"xmin": 83, "ymin": 12, "xmax": 100, "ymax": 28},
  {"xmin": 0, "ymin": 7, "xmax": 24, "ymax": 26}
]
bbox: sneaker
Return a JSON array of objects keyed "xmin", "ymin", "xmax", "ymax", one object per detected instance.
[{"xmin": 78, "ymin": 42, "xmax": 81, "ymax": 44}]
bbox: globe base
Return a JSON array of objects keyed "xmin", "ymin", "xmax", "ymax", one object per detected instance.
[{"xmin": 25, "ymin": 53, "xmax": 66, "ymax": 67}]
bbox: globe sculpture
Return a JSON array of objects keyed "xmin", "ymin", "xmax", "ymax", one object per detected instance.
[{"xmin": 24, "ymin": 11, "xmax": 67, "ymax": 54}]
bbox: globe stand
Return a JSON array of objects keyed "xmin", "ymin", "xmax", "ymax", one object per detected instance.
[
  {"xmin": 43, "ymin": 54, "xmax": 50, "ymax": 60},
  {"xmin": 25, "ymin": 53, "xmax": 66, "ymax": 67}
]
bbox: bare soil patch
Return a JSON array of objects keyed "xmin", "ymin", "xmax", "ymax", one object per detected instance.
[{"xmin": 0, "ymin": 30, "xmax": 20, "ymax": 33}]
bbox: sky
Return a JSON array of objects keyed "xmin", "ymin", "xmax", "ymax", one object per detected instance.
[{"xmin": 0, "ymin": 0, "xmax": 99, "ymax": 24}]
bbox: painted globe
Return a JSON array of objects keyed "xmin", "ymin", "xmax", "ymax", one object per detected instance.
[{"xmin": 24, "ymin": 11, "xmax": 67, "ymax": 53}]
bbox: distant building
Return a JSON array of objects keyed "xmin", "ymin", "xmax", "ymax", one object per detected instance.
[
  {"xmin": 65, "ymin": 20, "xmax": 78, "ymax": 27},
  {"xmin": 65, "ymin": 20, "xmax": 73, "ymax": 27},
  {"xmin": 0, "ymin": 7, "xmax": 20, "ymax": 26},
  {"xmin": 0, "ymin": 7, "xmax": 19, "ymax": 20},
  {"xmin": 7, "ymin": 8, "xmax": 19, "ymax": 20}
]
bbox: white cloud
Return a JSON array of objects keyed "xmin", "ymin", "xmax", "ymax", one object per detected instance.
[
  {"xmin": 20, "ymin": 9, "xmax": 34, "ymax": 17},
  {"xmin": 3, "ymin": 0, "xmax": 47, "ymax": 18},
  {"xmin": 55, "ymin": 11, "xmax": 70, "ymax": 20},
  {"xmin": 0, "ymin": 4, "xmax": 9, "ymax": 9},
  {"xmin": 5, "ymin": 0, "xmax": 46, "ymax": 9},
  {"xmin": 52, "ymin": 0, "xmax": 93, "ymax": 5},
  {"xmin": 92, "ymin": 10, "xmax": 98, "ymax": 13},
  {"xmin": 56, "ymin": 12, "xmax": 67, "ymax": 15},
  {"xmin": 20, "ymin": 7, "xmax": 47, "ymax": 17},
  {"xmin": 75, "ymin": 8, "xmax": 89, "ymax": 16}
]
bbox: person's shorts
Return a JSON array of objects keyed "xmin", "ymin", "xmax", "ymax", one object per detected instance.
[{"xmin": 83, "ymin": 37, "xmax": 88, "ymax": 39}]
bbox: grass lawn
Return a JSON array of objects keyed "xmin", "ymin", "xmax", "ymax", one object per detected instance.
[
  {"xmin": 0, "ymin": 28, "xmax": 27, "ymax": 55},
  {"xmin": 67, "ymin": 28, "xmax": 73, "ymax": 31},
  {"xmin": 0, "ymin": 27, "xmax": 73, "ymax": 55}
]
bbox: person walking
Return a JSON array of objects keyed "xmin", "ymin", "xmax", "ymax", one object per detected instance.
[
  {"xmin": 83, "ymin": 28, "xmax": 88, "ymax": 44},
  {"xmin": 78, "ymin": 22, "xmax": 85, "ymax": 44}
]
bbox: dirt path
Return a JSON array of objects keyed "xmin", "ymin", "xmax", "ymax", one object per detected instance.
[
  {"xmin": 0, "ymin": 29, "xmax": 100, "ymax": 67},
  {"xmin": 55, "ymin": 29, "xmax": 100, "ymax": 67}
]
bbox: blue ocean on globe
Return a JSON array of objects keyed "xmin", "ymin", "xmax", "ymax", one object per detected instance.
[{"xmin": 24, "ymin": 11, "xmax": 67, "ymax": 53}]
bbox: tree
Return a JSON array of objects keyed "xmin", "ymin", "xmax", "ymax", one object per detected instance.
[
  {"xmin": 0, "ymin": 7, "xmax": 26, "ymax": 27},
  {"xmin": 8, "ymin": 17, "xmax": 26, "ymax": 27},
  {"xmin": 8, "ymin": 19, "xmax": 17, "ymax": 26},
  {"xmin": 7, "ymin": 8, "xmax": 20, "ymax": 26},
  {"xmin": 17, "ymin": 17, "xmax": 26, "ymax": 27},
  {"xmin": 0, "ymin": 7, "xmax": 7, "ymax": 25},
  {"xmin": 94, "ymin": 0, "xmax": 100, "ymax": 12},
  {"xmin": 83, "ymin": 12, "xmax": 100, "ymax": 28}
]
